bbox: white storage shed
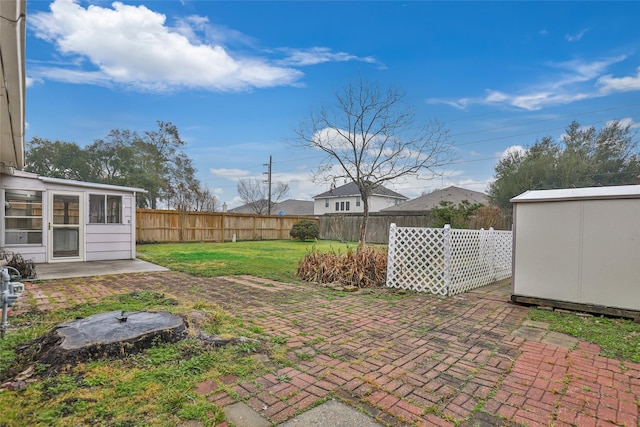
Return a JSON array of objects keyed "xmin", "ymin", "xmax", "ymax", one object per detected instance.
[
  {"xmin": 510, "ymin": 185, "xmax": 640, "ymax": 317},
  {"xmin": 1, "ymin": 170, "xmax": 145, "ymax": 264}
]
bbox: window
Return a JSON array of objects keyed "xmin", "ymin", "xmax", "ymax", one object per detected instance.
[
  {"xmin": 4, "ymin": 190, "xmax": 43, "ymax": 245},
  {"xmin": 335, "ymin": 202, "xmax": 339, "ymax": 211},
  {"xmin": 340, "ymin": 201, "xmax": 345, "ymax": 211},
  {"xmin": 325, "ymin": 200, "xmax": 329, "ymax": 208},
  {"xmin": 345, "ymin": 201, "xmax": 350, "ymax": 211},
  {"xmin": 356, "ymin": 197, "xmax": 361, "ymax": 207},
  {"xmin": 90, "ymin": 194, "xmax": 122, "ymax": 224}
]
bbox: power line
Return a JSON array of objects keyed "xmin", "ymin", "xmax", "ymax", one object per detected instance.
[
  {"xmin": 268, "ymin": 107, "xmax": 640, "ymax": 168},
  {"xmin": 452, "ymin": 114, "xmax": 640, "ymax": 147}
]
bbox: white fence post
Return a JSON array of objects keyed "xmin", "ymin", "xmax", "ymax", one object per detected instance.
[
  {"xmin": 443, "ymin": 224, "xmax": 451, "ymax": 295},
  {"xmin": 386, "ymin": 223, "xmax": 397, "ymax": 287},
  {"xmin": 489, "ymin": 227, "xmax": 496, "ymax": 282}
]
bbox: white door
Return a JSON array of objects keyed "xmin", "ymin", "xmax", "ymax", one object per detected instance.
[{"xmin": 48, "ymin": 192, "xmax": 84, "ymax": 262}]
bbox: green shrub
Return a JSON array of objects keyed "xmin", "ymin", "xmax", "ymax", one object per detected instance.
[{"xmin": 289, "ymin": 219, "xmax": 319, "ymax": 241}]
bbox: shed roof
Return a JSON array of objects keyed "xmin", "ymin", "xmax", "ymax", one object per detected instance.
[
  {"xmin": 7, "ymin": 170, "xmax": 147, "ymax": 193},
  {"xmin": 511, "ymin": 185, "xmax": 640, "ymax": 203}
]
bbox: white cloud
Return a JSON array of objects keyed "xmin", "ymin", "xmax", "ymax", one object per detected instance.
[
  {"xmin": 25, "ymin": 76, "xmax": 39, "ymax": 88},
  {"xmin": 429, "ymin": 55, "xmax": 637, "ymax": 111},
  {"xmin": 597, "ymin": 67, "xmax": 640, "ymax": 93},
  {"xmin": 29, "ymin": 0, "xmax": 373, "ymax": 92},
  {"xmin": 608, "ymin": 117, "xmax": 640, "ymax": 130},
  {"xmin": 499, "ymin": 145, "xmax": 526, "ymax": 160},
  {"xmin": 565, "ymin": 28, "xmax": 589, "ymax": 42},
  {"xmin": 208, "ymin": 168, "xmax": 251, "ymax": 179},
  {"xmin": 277, "ymin": 47, "xmax": 377, "ymax": 67}
]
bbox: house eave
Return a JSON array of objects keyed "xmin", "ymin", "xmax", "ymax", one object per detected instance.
[{"xmin": 38, "ymin": 176, "xmax": 148, "ymax": 194}]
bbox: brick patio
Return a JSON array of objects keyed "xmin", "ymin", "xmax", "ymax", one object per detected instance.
[{"xmin": 12, "ymin": 273, "xmax": 640, "ymax": 426}]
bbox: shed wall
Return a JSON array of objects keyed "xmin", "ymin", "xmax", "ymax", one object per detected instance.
[
  {"xmin": 513, "ymin": 198, "xmax": 640, "ymax": 311},
  {"xmin": 1, "ymin": 174, "xmax": 138, "ymax": 263}
]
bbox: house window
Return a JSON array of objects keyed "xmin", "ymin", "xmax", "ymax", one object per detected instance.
[
  {"xmin": 345, "ymin": 201, "xmax": 350, "ymax": 211},
  {"xmin": 325, "ymin": 200, "xmax": 329, "ymax": 208},
  {"xmin": 335, "ymin": 202, "xmax": 339, "ymax": 211},
  {"xmin": 90, "ymin": 194, "xmax": 122, "ymax": 224},
  {"xmin": 340, "ymin": 201, "xmax": 345, "ymax": 211},
  {"xmin": 356, "ymin": 197, "xmax": 361, "ymax": 207},
  {"xmin": 4, "ymin": 190, "xmax": 43, "ymax": 245}
]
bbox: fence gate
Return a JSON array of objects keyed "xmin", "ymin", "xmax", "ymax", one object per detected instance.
[{"xmin": 386, "ymin": 223, "xmax": 512, "ymax": 296}]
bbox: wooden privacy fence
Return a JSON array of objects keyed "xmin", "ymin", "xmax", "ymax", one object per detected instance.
[
  {"xmin": 320, "ymin": 208, "xmax": 512, "ymax": 244},
  {"xmin": 136, "ymin": 209, "xmax": 318, "ymax": 243}
]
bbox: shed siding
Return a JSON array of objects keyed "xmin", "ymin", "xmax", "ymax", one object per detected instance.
[
  {"xmin": 513, "ymin": 201, "xmax": 582, "ymax": 302},
  {"xmin": 513, "ymin": 186, "xmax": 640, "ymax": 312},
  {"xmin": 579, "ymin": 199, "xmax": 640, "ymax": 309}
]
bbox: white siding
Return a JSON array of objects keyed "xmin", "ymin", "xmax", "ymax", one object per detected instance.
[
  {"xmin": 1, "ymin": 172, "xmax": 140, "ymax": 263},
  {"xmin": 86, "ymin": 224, "xmax": 134, "ymax": 261},
  {"xmin": 369, "ymin": 195, "xmax": 404, "ymax": 212},
  {"xmin": 314, "ymin": 195, "xmax": 403, "ymax": 215}
]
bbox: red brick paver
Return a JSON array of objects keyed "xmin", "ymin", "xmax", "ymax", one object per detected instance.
[{"xmin": 11, "ymin": 273, "xmax": 640, "ymax": 426}]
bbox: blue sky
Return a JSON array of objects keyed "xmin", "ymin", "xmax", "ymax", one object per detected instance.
[{"xmin": 24, "ymin": 0, "xmax": 640, "ymax": 208}]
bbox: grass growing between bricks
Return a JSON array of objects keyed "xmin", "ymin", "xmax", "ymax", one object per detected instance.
[
  {"xmin": 526, "ymin": 308, "xmax": 640, "ymax": 362},
  {"xmin": 0, "ymin": 291, "xmax": 285, "ymax": 427}
]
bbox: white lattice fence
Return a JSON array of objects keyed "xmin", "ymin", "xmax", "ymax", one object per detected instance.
[{"xmin": 386, "ymin": 223, "xmax": 512, "ymax": 296}]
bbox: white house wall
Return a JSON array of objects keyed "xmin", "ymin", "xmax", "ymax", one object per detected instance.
[
  {"xmin": 314, "ymin": 195, "xmax": 403, "ymax": 215},
  {"xmin": 1, "ymin": 174, "xmax": 49, "ymax": 262},
  {"xmin": 85, "ymin": 195, "xmax": 134, "ymax": 261}
]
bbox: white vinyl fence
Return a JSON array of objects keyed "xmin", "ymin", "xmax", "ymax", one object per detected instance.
[{"xmin": 386, "ymin": 223, "xmax": 512, "ymax": 296}]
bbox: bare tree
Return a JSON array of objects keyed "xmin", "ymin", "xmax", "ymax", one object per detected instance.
[
  {"xmin": 193, "ymin": 186, "xmax": 219, "ymax": 212},
  {"xmin": 237, "ymin": 178, "xmax": 289, "ymax": 214},
  {"xmin": 295, "ymin": 77, "xmax": 455, "ymax": 247}
]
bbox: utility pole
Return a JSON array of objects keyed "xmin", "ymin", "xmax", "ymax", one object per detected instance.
[{"xmin": 263, "ymin": 155, "xmax": 272, "ymax": 215}]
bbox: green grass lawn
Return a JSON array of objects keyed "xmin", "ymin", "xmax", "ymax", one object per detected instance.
[
  {"xmin": 136, "ymin": 240, "xmax": 359, "ymax": 283},
  {"xmin": 0, "ymin": 292, "xmax": 274, "ymax": 427},
  {"xmin": 526, "ymin": 308, "xmax": 640, "ymax": 363}
]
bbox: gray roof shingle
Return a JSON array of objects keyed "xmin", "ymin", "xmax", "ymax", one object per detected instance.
[
  {"xmin": 382, "ymin": 186, "xmax": 488, "ymax": 212},
  {"xmin": 314, "ymin": 182, "xmax": 407, "ymax": 200}
]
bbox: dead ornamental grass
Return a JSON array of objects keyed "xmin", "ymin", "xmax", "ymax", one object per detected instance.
[{"xmin": 296, "ymin": 246, "xmax": 387, "ymax": 288}]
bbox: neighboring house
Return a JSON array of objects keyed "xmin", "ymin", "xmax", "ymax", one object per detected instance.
[
  {"xmin": 382, "ymin": 186, "xmax": 488, "ymax": 212},
  {"xmin": 0, "ymin": 0, "xmax": 146, "ymax": 264},
  {"xmin": 230, "ymin": 199, "xmax": 314, "ymax": 216},
  {"xmin": 313, "ymin": 182, "xmax": 408, "ymax": 215}
]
